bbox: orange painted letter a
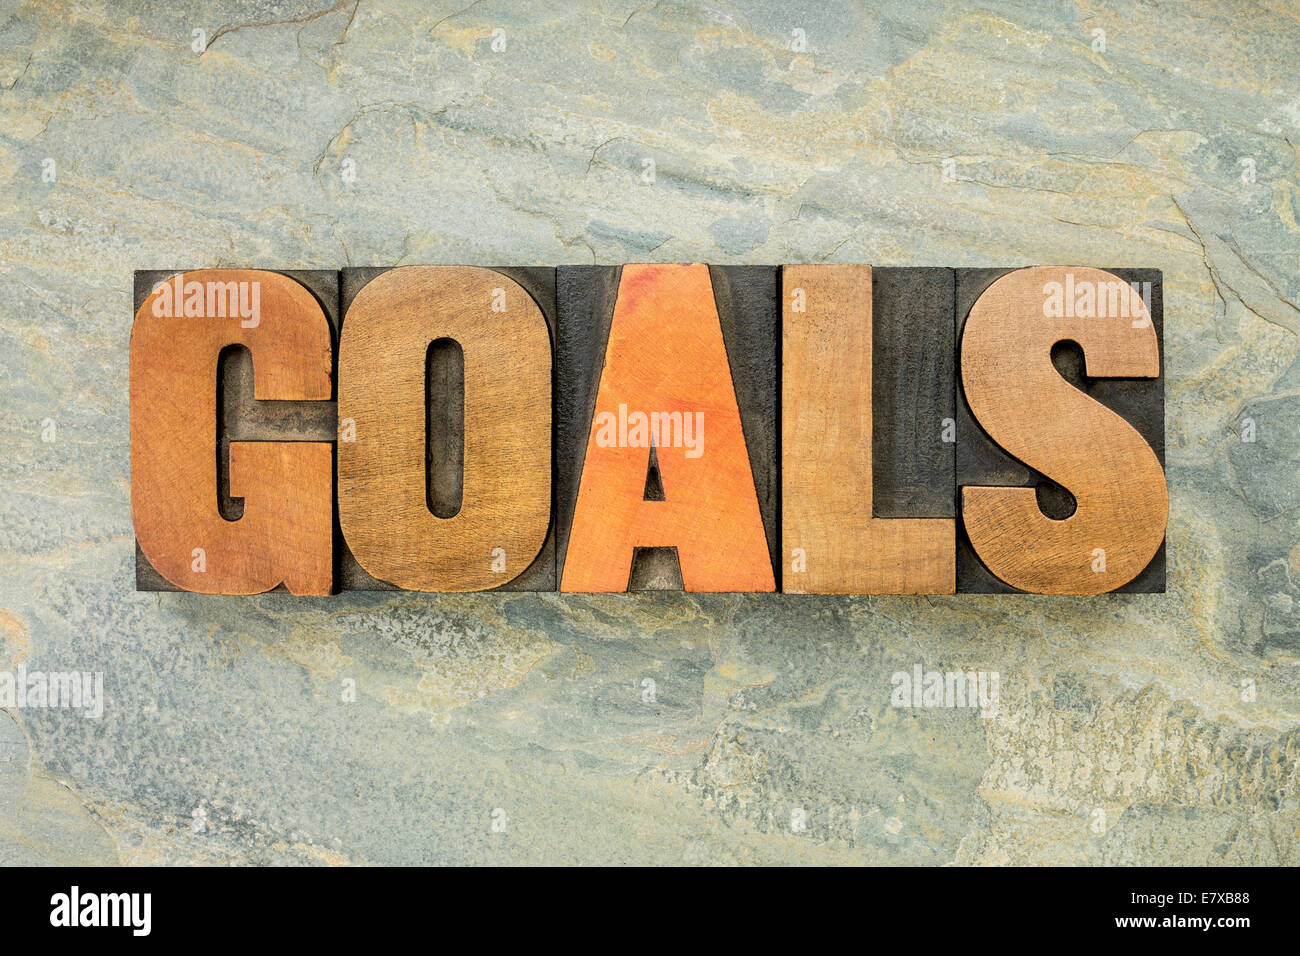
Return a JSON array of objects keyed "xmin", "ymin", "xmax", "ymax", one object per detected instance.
[{"xmin": 561, "ymin": 264, "xmax": 774, "ymax": 592}]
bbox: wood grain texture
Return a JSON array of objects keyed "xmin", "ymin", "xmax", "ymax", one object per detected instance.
[
  {"xmin": 955, "ymin": 269, "xmax": 1166, "ymax": 593},
  {"xmin": 134, "ymin": 269, "xmax": 339, "ymax": 592},
  {"xmin": 130, "ymin": 269, "xmax": 334, "ymax": 595},
  {"xmin": 959, "ymin": 266, "xmax": 1168, "ymax": 594},
  {"xmin": 781, "ymin": 264, "xmax": 955, "ymax": 594},
  {"xmin": 627, "ymin": 547, "xmax": 684, "ymax": 590},
  {"xmin": 559, "ymin": 263, "xmax": 775, "ymax": 592},
  {"xmin": 871, "ymin": 267, "xmax": 956, "ymax": 518},
  {"xmin": 555, "ymin": 265, "xmax": 621, "ymax": 585},
  {"xmin": 337, "ymin": 265, "xmax": 552, "ymax": 592},
  {"xmin": 708, "ymin": 265, "xmax": 780, "ymax": 575}
]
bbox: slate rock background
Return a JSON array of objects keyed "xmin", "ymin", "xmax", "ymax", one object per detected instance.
[{"xmin": 0, "ymin": 0, "xmax": 1298, "ymax": 864}]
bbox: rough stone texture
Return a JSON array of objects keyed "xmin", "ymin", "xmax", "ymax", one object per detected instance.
[{"xmin": 1, "ymin": 0, "xmax": 1298, "ymax": 865}]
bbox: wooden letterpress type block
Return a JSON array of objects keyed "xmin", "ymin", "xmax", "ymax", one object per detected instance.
[
  {"xmin": 782, "ymin": 264, "xmax": 955, "ymax": 594},
  {"xmin": 555, "ymin": 264, "xmax": 778, "ymax": 592},
  {"xmin": 337, "ymin": 266, "xmax": 556, "ymax": 592},
  {"xmin": 131, "ymin": 269, "xmax": 337, "ymax": 594},
  {"xmin": 955, "ymin": 267, "xmax": 1166, "ymax": 594}
]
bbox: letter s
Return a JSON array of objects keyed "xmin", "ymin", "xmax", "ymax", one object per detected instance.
[{"xmin": 960, "ymin": 266, "xmax": 1167, "ymax": 593}]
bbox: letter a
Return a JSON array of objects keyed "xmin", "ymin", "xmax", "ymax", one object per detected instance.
[{"xmin": 562, "ymin": 264, "xmax": 774, "ymax": 591}]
